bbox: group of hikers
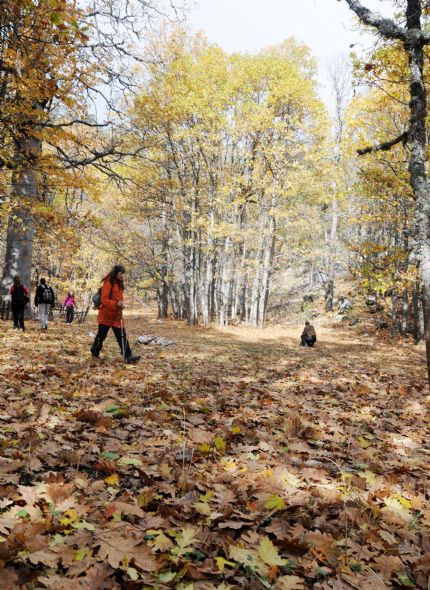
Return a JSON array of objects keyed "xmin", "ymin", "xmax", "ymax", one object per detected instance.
[
  {"xmin": 10, "ymin": 276, "xmax": 76, "ymax": 331},
  {"xmin": 7, "ymin": 263, "xmax": 315, "ymax": 362},
  {"xmin": 7, "ymin": 264, "xmax": 141, "ymax": 364}
]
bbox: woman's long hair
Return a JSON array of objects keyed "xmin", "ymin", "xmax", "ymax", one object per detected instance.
[
  {"xmin": 13, "ymin": 276, "xmax": 21, "ymax": 287},
  {"xmin": 103, "ymin": 265, "xmax": 126, "ymax": 290}
]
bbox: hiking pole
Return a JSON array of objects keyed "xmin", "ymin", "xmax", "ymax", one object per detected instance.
[{"xmin": 119, "ymin": 309, "xmax": 127, "ymax": 363}]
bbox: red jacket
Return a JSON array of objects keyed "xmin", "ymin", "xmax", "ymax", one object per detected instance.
[
  {"xmin": 97, "ymin": 278, "xmax": 123, "ymax": 327},
  {"xmin": 10, "ymin": 284, "xmax": 29, "ymax": 305}
]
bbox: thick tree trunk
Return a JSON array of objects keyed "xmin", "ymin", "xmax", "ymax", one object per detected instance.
[
  {"xmin": 159, "ymin": 278, "xmax": 169, "ymax": 318},
  {"xmin": 1, "ymin": 137, "xmax": 40, "ymax": 297},
  {"xmin": 219, "ymin": 236, "xmax": 231, "ymax": 326},
  {"xmin": 344, "ymin": 0, "xmax": 430, "ymax": 385},
  {"xmin": 201, "ymin": 207, "xmax": 214, "ymax": 326},
  {"xmin": 412, "ymin": 280, "xmax": 421, "ymax": 342},
  {"xmin": 405, "ymin": 0, "xmax": 430, "ymax": 383},
  {"xmin": 249, "ymin": 215, "xmax": 265, "ymax": 327}
]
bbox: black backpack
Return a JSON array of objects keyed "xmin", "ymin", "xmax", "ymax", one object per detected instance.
[
  {"xmin": 92, "ymin": 283, "xmax": 113, "ymax": 310},
  {"xmin": 12, "ymin": 285, "xmax": 28, "ymax": 305},
  {"xmin": 40, "ymin": 285, "xmax": 53, "ymax": 304},
  {"xmin": 92, "ymin": 288, "xmax": 102, "ymax": 310}
]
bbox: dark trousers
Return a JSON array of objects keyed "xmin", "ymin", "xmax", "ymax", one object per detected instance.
[
  {"xmin": 301, "ymin": 335, "xmax": 316, "ymax": 347},
  {"xmin": 66, "ymin": 306, "xmax": 74, "ymax": 323},
  {"xmin": 12, "ymin": 304, "xmax": 26, "ymax": 330},
  {"xmin": 91, "ymin": 323, "xmax": 132, "ymax": 358}
]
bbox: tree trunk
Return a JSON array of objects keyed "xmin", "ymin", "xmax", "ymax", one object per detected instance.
[
  {"xmin": 249, "ymin": 215, "xmax": 265, "ymax": 327},
  {"xmin": 325, "ymin": 195, "xmax": 338, "ymax": 312},
  {"xmin": 401, "ymin": 289, "xmax": 409, "ymax": 336},
  {"xmin": 201, "ymin": 207, "xmax": 214, "ymax": 326},
  {"xmin": 219, "ymin": 236, "xmax": 231, "ymax": 326},
  {"xmin": 412, "ymin": 280, "xmax": 421, "ymax": 342},
  {"xmin": 344, "ymin": 0, "xmax": 430, "ymax": 385},
  {"xmin": 405, "ymin": 0, "xmax": 430, "ymax": 383},
  {"xmin": 1, "ymin": 137, "xmax": 41, "ymax": 297},
  {"xmin": 391, "ymin": 291, "xmax": 399, "ymax": 336},
  {"xmin": 257, "ymin": 212, "xmax": 276, "ymax": 329}
]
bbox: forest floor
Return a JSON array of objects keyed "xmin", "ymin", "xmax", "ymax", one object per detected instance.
[{"xmin": 0, "ymin": 312, "xmax": 429, "ymax": 590}]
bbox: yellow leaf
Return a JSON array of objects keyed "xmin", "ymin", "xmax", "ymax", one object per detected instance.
[
  {"xmin": 198, "ymin": 442, "xmax": 211, "ymax": 453},
  {"xmin": 258, "ymin": 537, "xmax": 287, "ymax": 567},
  {"xmin": 264, "ymin": 495, "xmax": 286, "ymax": 512},
  {"xmin": 359, "ymin": 470, "xmax": 376, "ymax": 484},
  {"xmin": 229, "ymin": 545, "xmax": 267, "ymax": 574},
  {"xmin": 357, "ymin": 436, "xmax": 371, "ymax": 449},
  {"xmin": 194, "ymin": 502, "xmax": 211, "ymax": 516},
  {"xmin": 231, "ymin": 425, "xmax": 241, "ymax": 434},
  {"xmin": 159, "ymin": 463, "xmax": 172, "ymax": 479},
  {"xmin": 214, "ymin": 437, "xmax": 226, "ymax": 451},
  {"xmin": 171, "ymin": 527, "xmax": 198, "ymax": 557},
  {"xmin": 65, "ymin": 509, "xmax": 78, "ymax": 522},
  {"xmin": 396, "ymin": 495, "xmax": 412, "ymax": 509},
  {"xmin": 152, "ymin": 532, "xmax": 174, "ymax": 552},
  {"xmin": 199, "ymin": 490, "xmax": 214, "ymax": 502},
  {"xmin": 104, "ymin": 474, "xmax": 120, "ymax": 486},
  {"xmin": 215, "ymin": 556, "xmax": 236, "ymax": 572}
]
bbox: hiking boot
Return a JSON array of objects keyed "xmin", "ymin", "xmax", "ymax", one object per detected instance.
[{"xmin": 126, "ymin": 354, "xmax": 141, "ymax": 364}]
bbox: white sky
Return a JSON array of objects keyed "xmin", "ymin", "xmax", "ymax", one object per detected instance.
[{"xmin": 188, "ymin": 0, "xmax": 394, "ymax": 109}]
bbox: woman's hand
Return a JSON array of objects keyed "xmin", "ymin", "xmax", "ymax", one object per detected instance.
[{"xmin": 117, "ymin": 301, "xmax": 124, "ymax": 309}]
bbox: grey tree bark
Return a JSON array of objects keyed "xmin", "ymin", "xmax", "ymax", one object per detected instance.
[
  {"xmin": 344, "ymin": 0, "xmax": 430, "ymax": 385},
  {"xmin": 1, "ymin": 136, "xmax": 41, "ymax": 297}
]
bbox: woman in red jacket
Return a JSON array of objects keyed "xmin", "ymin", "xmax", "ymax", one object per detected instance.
[
  {"xmin": 10, "ymin": 275, "xmax": 29, "ymax": 331},
  {"xmin": 90, "ymin": 265, "xmax": 140, "ymax": 363}
]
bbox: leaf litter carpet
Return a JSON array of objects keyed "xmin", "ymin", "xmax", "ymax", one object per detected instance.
[{"xmin": 0, "ymin": 316, "xmax": 429, "ymax": 590}]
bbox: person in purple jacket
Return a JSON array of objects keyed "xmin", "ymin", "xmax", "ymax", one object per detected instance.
[{"xmin": 63, "ymin": 291, "xmax": 76, "ymax": 324}]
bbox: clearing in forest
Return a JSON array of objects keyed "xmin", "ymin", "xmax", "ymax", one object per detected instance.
[{"xmin": 0, "ymin": 314, "xmax": 429, "ymax": 590}]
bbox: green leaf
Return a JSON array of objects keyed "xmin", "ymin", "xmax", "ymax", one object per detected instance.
[
  {"xmin": 49, "ymin": 501, "xmax": 60, "ymax": 517},
  {"xmin": 16, "ymin": 509, "xmax": 30, "ymax": 519},
  {"xmin": 101, "ymin": 451, "xmax": 119, "ymax": 460},
  {"xmin": 118, "ymin": 457, "xmax": 142, "ymax": 467},
  {"xmin": 50, "ymin": 12, "xmax": 62, "ymax": 24},
  {"xmin": 396, "ymin": 573, "xmax": 416, "ymax": 587},
  {"xmin": 158, "ymin": 571, "xmax": 177, "ymax": 582}
]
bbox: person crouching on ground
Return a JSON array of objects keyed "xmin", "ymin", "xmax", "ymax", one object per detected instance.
[
  {"xmin": 63, "ymin": 291, "xmax": 76, "ymax": 324},
  {"xmin": 10, "ymin": 275, "xmax": 29, "ymax": 331},
  {"xmin": 90, "ymin": 264, "xmax": 140, "ymax": 364},
  {"xmin": 300, "ymin": 321, "xmax": 316, "ymax": 347}
]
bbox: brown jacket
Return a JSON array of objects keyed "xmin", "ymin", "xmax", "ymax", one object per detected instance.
[{"xmin": 302, "ymin": 324, "xmax": 316, "ymax": 338}]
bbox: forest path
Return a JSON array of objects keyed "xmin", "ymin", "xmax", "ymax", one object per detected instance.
[{"xmin": 0, "ymin": 315, "xmax": 429, "ymax": 589}]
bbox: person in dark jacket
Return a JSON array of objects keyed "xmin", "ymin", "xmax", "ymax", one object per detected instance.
[
  {"xmin": 10, "ymin": 276, "xmax": 29, "ymax": 331},
  {"xmin": 90, "ymin": 265, "xmax": 140, "ymax": 363},
  {"xmin": 34, "ymin": 278, "xmax": 55, "ymax": 330},
  {"xmin": 300, "ymin": 321, "xmax": 317, "ymax": 347}
]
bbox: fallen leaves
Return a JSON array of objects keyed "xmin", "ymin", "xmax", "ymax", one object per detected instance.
[{"xmin": 0, "ymin": 316, "xmax": 428, "ymax": 589}]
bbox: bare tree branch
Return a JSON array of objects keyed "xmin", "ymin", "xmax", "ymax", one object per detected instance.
[
  {"xmin": 357, "ymin": 131, "xmax": 409, "ymax": 155},
  {"xmin": 343, "ymin": 0, "xmax": 407, "ymax": 40}
]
